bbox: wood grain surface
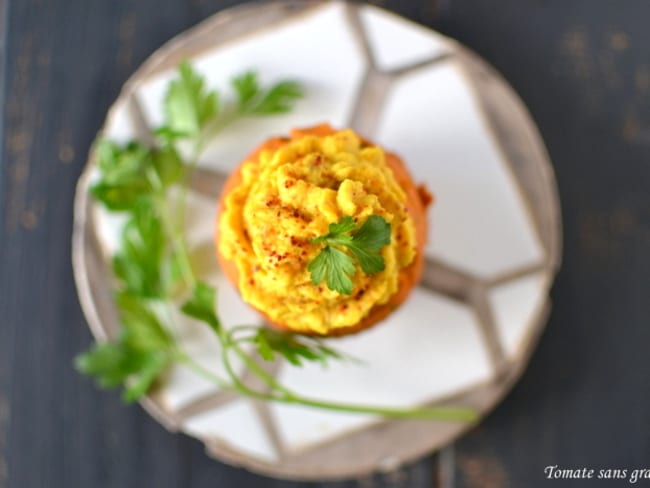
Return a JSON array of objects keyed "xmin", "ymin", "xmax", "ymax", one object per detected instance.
[{"xmin": 1, "ymin": 1, "xmax": 648, "ymax": 487}]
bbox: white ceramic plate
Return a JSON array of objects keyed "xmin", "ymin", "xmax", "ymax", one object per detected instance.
[{"xmin": 73, "ymin": 0, "xmax": 561, "ymax": 480}]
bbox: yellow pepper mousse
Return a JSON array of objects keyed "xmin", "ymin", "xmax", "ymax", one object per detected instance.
[{"xmin": 217, "ymin": 125, "xmax": 429, "ymax": 336}]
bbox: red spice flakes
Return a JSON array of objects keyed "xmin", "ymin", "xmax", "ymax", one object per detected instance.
[
  {"xmin": 289, "ymin": 235, "xmax": 308, "ymax": 248},
  {"xmin": 268, "ymin": 250, "xmax": 290, "ymax": 264},
  {"xmin": 265, "ymin": 196, "xmax": 280, "ymax": 207},
  {"xmin": 284, "ymin": 179, "xmax": 295, "ymax": 189}
]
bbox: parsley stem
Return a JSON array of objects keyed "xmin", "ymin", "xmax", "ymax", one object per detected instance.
[
  {"xmin": 217, "ymin": 332, "xmax": 286, "ymax": 402},
  {"xmin": 176, "ymin": 352, "xmax": 231, "ymax": 390},
  {"xmin": 219, "ymin": 328, "xmax": 475, "ymax": 422},
  {"xmin": 178, "ymin": 349, "xmax": 475, "ymax": 421},
  {"xmin": 200, "ymin": 106, "xmax": 241, "ymax": 149},
  {"xmin": 173, "ymin": 109, "xmax": 241, "ymax": 288},
  {"xmin": 155, "ymin": 196, "xmax": 196, "ymax": 289},
  {"xmin": 275, "ymin": 396, "xmax": 478, "ymax": 422},
  {"xmin": 175, "ymin": 139, "xmax": 201, "ymax": 263},
  {"xmin": 227, "ymin": 338, "xmax": 296, "ymax": 398}
]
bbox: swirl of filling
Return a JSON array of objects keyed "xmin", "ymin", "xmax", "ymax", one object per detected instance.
[{"xmin": 218, "ymin": 128, "xmax": 419, "ymax": 335}]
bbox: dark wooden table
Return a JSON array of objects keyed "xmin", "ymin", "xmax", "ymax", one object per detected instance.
[{"xmin": 1, "ymin": 1, "xmax": 649, "ymax": 487}]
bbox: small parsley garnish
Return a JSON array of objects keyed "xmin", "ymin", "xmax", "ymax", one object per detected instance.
[{"xmin": 308, "ymin": 215, "xmax": 391, "ymax": 295}]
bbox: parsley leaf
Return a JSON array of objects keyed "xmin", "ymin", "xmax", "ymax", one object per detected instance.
[
  {"xmin": 163, "ymin": 61, "xmax": 219, "ymax": 138},
  {"xmin": 121, "ymin": 351, "xmax": 171, "ymax": 403},
  {"xmin": 311, "ymin": 216, "xmax": 356, "ymax": 244},
  {"xmin": 112, "ymin": 201, "xmax": 165, "ymax": 298},
  {"xmin": 250, "ymin": 81, "xmax": 303, "ymax": 114},
  {"xmin": 91, "ymin": 141, "xmax": 184, "ymax": 211},
  {"xmin": 76, "ymin": 342, "xmax": 172, "ymax": 403},
  {"xmin": 151, "ymin": 145, "xmax": 184, "ymax": 188},
  {"xmin": 339, "ymin": 215, "xmax": 391, "ymax": 275},
  {"xmin": 90, "ymin": 141, "xmax": 153, "ymax": 211},
  {"xmin": 76, "ymin": 292, "xmax": 174, "ymax": 402},
  {"xmin": 307, "ymin": 246, "xmax": 355, "ymax": 295},
  {"xmin": 116, "ymin": 292, "xmax": 173, "ymax": 350},
  {"xmin": 349, "ymin": 215, "xmax": 392, "ymax": 251},
  {"xmin": 76, "ymin": 342, "xmax": 136, "ymax": 388},
  {"xmin": 231, "ymin": 72, "xmax": 302, "ymax": 115},
  {"xmin": 232, "ymin": 71, "xmax": 260, "ymax": 107},
  {"xmin": 180, "ymin": 282, "xmax": 221, "ymax": 333},
  {"xmin": 253, "ymin": 328, "xmax": 347, "ymax": 367},
  {"xmin": 308, "ymin": 215, "xmax": 391, "ymax": 294}
]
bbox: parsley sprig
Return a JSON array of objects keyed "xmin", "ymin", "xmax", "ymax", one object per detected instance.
[
  {"xmin": 309, "ymin": 215, "xmax": 391, "ymax": 294},
  {"xmin": 155, "ymin": 64, "xmax": 302, "ymax": 146},
  {"xmin": 232, "ymin": 71, "xmax": 303, "ymax": 115},
  {"xmin": 76, "ymin": 61, "xmax": 476, "ymax": 423}
]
